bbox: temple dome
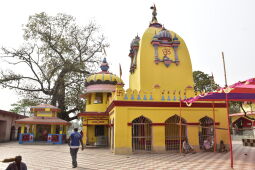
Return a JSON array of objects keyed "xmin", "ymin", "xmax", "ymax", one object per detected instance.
[
  {"xmin": 85, "ymin": 58, "xmax": 123, "ymax": 93},
  {"xmin": 86, "ymin": 73, "xmax": 123, "ymax": 86}
]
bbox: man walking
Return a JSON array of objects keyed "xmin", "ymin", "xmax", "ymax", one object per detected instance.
[{"xmin": 67, "ymin": 128, "xmax": 84, "ymax": 168}]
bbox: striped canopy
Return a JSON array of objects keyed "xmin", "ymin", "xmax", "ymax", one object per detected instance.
[{"xmin": 183, "ymin": 78, "xmax": 255, "ymax": 105}]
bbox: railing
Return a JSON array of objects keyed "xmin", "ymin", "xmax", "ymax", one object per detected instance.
[
  {"xmin": 47, "ymin": 134, "xmax": 66, "ymax": 144},
  {"xmin": 19, "ymin": 133, "xmax": 34, "ymax": 144},
  {"xmin": 111, "ymin": 86, "xmax": 197, "ymax": 102}
]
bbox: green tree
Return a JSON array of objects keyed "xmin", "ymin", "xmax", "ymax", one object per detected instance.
[
  {"xmin": 193, "ymin": 71, "xmax": 219, "ymax": 92},
  {"xmin": 193, "ymin": 71, "xmax": 243, "ymax": 115},
  {"xmin": 229, "ymin": 101, "xmax": 241, "ymax": 114},
  {"xmin": 0, "ymin": 12, "xmax": 107, "ymax": 121},
  {"xmin": 10, "ymin": 99, "xmax": 39, "ymax": 116}
]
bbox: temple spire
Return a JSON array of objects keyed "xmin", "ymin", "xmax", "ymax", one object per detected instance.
[
  {"xmin": 150, "ymin": 4, "xmax": 158, "ymax": 24},
  {"xmin": 149, "ymin": 4, "xmax": 162, "ymax": 28},
  {"xmin": 100, "ymin": 57, "xmax": 109, "ymax": 72}
]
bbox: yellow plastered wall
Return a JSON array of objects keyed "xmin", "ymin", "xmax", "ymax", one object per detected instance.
[
  {"xmin": 87, "ymin": 126, "xmax": 96, "ymax": 144},
  {"xmin": 82, "ymin": 125, "xmax": 87, "ymax": 144},
  {"xmin": 86, "ymin": 92, "xmax": 109, "ymax": 112},
  {"xmin": 36, "ymin": 109, "xmax": 54, "ymax": 117},
  {"xmin": 84, "ymin": 125, "xmax": 109, "ymax": 145},
  {"xmin": 113, "ymin": 106, "xmax": 228, "ymax": 154},
  {"xmin": 129, "ymin": 27, "xmax": 194, "ymax": 91}
]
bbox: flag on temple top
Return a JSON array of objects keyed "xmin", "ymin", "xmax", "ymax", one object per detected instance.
[{"xmin": 119, "ymin": 63, "xmax": 122, "ymax": 79}]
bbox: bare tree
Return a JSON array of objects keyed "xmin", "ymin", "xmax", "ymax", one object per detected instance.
[{"xmin": 0, "ymin": 12, "xmax": 108, "ymax": 121}]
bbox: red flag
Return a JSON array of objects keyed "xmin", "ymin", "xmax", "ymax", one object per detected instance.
[{"xmin": 119, "ymin": 63, "xmax": 122, "ymax": 78}]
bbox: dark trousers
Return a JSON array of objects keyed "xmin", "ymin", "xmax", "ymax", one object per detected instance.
[{"xmin": 70, "ymin": 148, "xmax": 79, "ymax": 167}]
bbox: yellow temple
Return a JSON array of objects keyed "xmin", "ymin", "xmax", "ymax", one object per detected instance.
[
  {"xmin": 16, "ymin": 104, "xmax": 70, "ymax": 144},
  {"xmin": 78, "ymin": 5, "xmax": 229, "ymax": 154}
]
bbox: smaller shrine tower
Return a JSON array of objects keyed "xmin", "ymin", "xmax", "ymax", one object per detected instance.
[{"xmin": 79, "ymin": 58, "xmax": 123, "ymax": 146}]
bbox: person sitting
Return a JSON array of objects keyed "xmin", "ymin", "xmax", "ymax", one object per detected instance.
[
  {"xmin": 5, "ymin": 156, "xmax": 27, "ymax": 170},
  {"xmin": 218, "ymin": 140, "xmax": 228, "ymax": 153},
  {"xmin": 182, "ymin": 138, "xmax": 195, "ymax": 154},
  {"xmin": 203, "ymin": 137, "xmax": 213, "ymax": 151}
]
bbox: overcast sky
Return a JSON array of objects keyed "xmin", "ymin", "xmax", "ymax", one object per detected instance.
[{"xmin": 0, "ymin": 0, "xmax": 254, "ymax": 110}]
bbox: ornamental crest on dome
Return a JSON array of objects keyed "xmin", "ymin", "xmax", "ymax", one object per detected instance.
[{"xmin": 151, "ymin": 29, "xmax": 181, "ymax": 67}]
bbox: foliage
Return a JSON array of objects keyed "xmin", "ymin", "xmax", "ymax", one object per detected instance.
[
  {"xmin": 10, "ymin": 99, "xmax": 38, "ymax": 116},
  {"xmin": 229, "ymin": 101, "xmax": 241, "ymax": 114},
  {"xmin": 0, "ymin": 12, "xmax": 108, "ymax": 121},
  {"xmin": 193, "ymin": 71, "xmax": 219, "ymax": 92},
  {"xmin": 193, "ymin": 71, "xmax": 245, "ymax": 115}
]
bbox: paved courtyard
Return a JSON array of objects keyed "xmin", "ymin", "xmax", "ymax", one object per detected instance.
[{"xmin": 0, "ymin": 141, "xmax": 254, "ymax": 170}]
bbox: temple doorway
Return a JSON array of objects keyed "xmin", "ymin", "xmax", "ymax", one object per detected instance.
[
  {"xmin": 94, "ymin": 125, "xmax": 108, "ymax": 146},
  {"xmin": 199, "ymin": 116, "xmax": 214, "ymax": 149},
  {"xmin": 36, "ymin": 124, "xmax": 51, "ymax": 141},
  {"xmin": 132, "ymin": 116, "xmax": 152, "ymax": 152},
  {"xmin": 165, "ymin": 115, "xmax": 186, "ymax": 151}
]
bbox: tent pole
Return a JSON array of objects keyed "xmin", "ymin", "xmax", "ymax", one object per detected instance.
[
  {"xmin": 212, "ymin": 101, "xmax": 217, "ymax": 152},
  {"xmin": 226, "ymin": 94, "xmax": 233, "ymax": 168},
  {"xmin": 179, "ymin": 98, "xmax": 182, "ymax": 154}
]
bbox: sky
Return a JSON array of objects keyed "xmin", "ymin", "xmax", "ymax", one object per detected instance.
[{"xmin": 0, "ymin": 0, "xmax": 254, "ymax": 111}]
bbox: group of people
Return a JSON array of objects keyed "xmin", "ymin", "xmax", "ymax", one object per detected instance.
[{"xmin": 182, "ymin": 136, "xmax": 228, "ymax": 154}]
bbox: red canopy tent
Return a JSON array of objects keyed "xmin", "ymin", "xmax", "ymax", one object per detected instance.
[{"xmin": 182, "ymin": 78, "xmax": 255, "ymax": 168}]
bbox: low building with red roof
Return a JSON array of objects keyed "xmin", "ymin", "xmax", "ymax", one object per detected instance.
[{"xmin": 0, "ymin": 110, "xmax": 27, "ymax": 142}]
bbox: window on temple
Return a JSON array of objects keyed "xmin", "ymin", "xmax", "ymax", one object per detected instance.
[
  {"xmin": 94, "ymin": 93, "xmax": 103, "ymax": 104},
  {"xmin": 95, "ymin": 125, "xmax": 104, "ymax": 136}
]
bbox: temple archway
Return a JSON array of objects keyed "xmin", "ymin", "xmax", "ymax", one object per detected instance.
[
  {"xmin": 165, "ymin": 115, "xmax": 186, "ymax": 151},
  {"xmin": 199, "ymin": 116, "xmax": 214, "ymax": 150},
  {"xmin": 132, "ymin": 116, "xmax": 152, "ymax": 151}
]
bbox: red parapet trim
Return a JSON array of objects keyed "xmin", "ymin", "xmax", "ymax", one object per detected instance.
[
  {"xmin": 87, "ymin": 118, "xmax": 109, "ymax": 121},
  {"xmin": 83, "ymin": 124, "xmax": 109, "ymax": 126},
  {"xmin": 186, "ymin": 122, "xmax": 200, "ymax": 125},
  {"xmin": 151, "ymin": 123, "xmax": 166, "ymax": 126},
  {"xmin": 127, "ymin": 122, "xmax": 220, "ymax": 126},
  {"xmin": 107, "ymin": 101, "xmax": 226, "ymax": 112},
  {"xmin": 78, "ymin": 112, "xmax": 108, "ymax": 117}
]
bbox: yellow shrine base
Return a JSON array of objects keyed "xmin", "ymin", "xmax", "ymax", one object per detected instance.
[{"xmin": 79, "ymin": 88, "xmax": 230, "ymax": 154}]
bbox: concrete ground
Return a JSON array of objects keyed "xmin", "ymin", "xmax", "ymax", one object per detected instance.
[{"xmin": 0, "ymin": 141, "xmax": 254, "ymax": 170}]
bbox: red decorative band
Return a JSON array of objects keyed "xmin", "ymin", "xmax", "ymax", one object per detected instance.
[
  {"xmin": 127, "ymin": 122, "xmax": 220, "ymax": 126},
  {"xmin": 106, "ymin": 101, "xmax": 226, "ymax": 113}
]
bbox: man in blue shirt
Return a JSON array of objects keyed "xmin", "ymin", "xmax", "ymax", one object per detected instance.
[{"xmin": 67, "ymin": 128, "xmax": 84, "ymax": 168}]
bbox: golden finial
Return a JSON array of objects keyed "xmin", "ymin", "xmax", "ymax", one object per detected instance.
[{"xmin": 150, "ymin": 4, "xmax": 158, "ymax": 24}]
